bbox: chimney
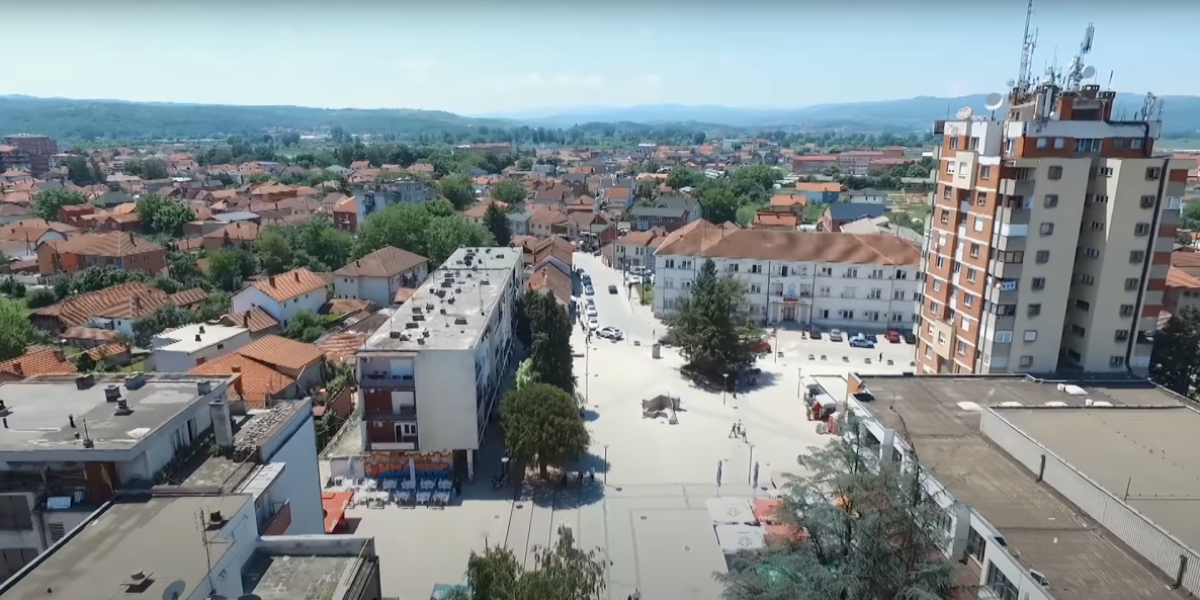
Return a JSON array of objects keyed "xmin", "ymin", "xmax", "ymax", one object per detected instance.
[
  {"xmin": 231, "ymin": 368, "xmax": 245, "ymax": 398},
  {"xmin": 114, "ymin": 398, "xmax": 132, "ymax": 415},
  {"xmin": 242, "ymin": 313, "xmax": 249, "ymax": 328},
  {"xmin": 209, "ymin": 396, "xmax": 234, "ymax": 449},
  {"xmin": 269, "ymin": 275, "xmax": 276, "ymax": 287},
  {"xmin": 195, "ymin": 334, "xmax": 202, "ymax": 342},
  {"xmin": 104, "ymin": 385, "xmax": 121, "ymax": 402},
  {"xmin": 11, "ymin": 362, "xmax": 20, "ymax": 376},
  {"xmin": 199, "ymin": 325, "xmax": 206, "ymax": 334},
  {"xmin": 294, "ymin": 271, "xmax": 300, "ymax": 282}
]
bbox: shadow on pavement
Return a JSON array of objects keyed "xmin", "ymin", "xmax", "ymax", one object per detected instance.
[
  {"xmin": 524, "ymin": 478, "xmax": 605, "ymax": 509},
  {"xmin": 567, "ymin": 451, "xmax": 611, "ymax": 474}
]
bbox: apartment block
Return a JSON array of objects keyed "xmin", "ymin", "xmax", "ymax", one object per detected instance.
[
  {"xmin": 653, "ymin": 220, "xmax": 922, "ymax": 329},
  {"xmin": 356, "ymin": 247, "xmax": 522, "ymax": 481},
  {"xmin": 919, "ymin": 82, "xmax": 1190, "ymax": 375},
  {"xmin": 1, "ymin": 134, "xmax": 57, "ymax": 177}
]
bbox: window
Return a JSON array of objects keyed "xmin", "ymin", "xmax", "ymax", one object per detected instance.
[
  {"xmin": 1035, "ymin": 250, "xmax": 1050, "ymax": 263},
  {"xmin": 950, "ymin": 137, "xmax": 959, "ymax": 149},
  {"xmin": 1076, "ymin": 138, "xmax": 1102, "ymax": 153},
  {"xmin": 1134, "ymin": 222, "xmax": 1151, "ymax": 236},
  {"xmin": 868, "ymin": 288, "xmax": 882, "ymax": 299},
  {"xmin": 1078, "ymin": 274, "xmax": 1096, "ymax": 285},
  {"xmin": 1023, "ymin": 330, "xmax": 1038, "ymax": 342},
  {"xmin": 1054, "ymin": 137, "xmax": 1066, "ymax": 149},
  {"xmin": 838, "ymin": 309, "xmax": 855, "ymax": 320},
  {"xmin": 1040, "ymin": 222, "xmax": 1055, "ymax": 236},
  {"xmin": 1115, "ymin": 330, "xmax": 1129, "ymax": 342},
  {"xmin": 1076, "ymin": 299, "xmax": 1091, "ymax": 312},
  {"xmin": 932, "ymin": 280, "xmax": 943, "ymax": 292},
  {"xmin": 664, "ymin": 259, "xmax": 676, "ymax": 269},
  {"xmin": 946, "ymin": 161, "xmax": 956, "ymax": 175},
  {"xmin": 1036, "ymin": 138, "xmax": 1048, "ymax": 149},
  {"xmin": 1043, "ymin": 194, "xmax": 1058, "ymax": 208},
  {"xmin": 1110, "ymin": 356, "xmax": 1126, "ymax": 368},
  {"xmin": 820, "ymin": 266, "xmax": 833, "ymax": 276},
  {"xmin": 1019, "ymin": 355, "xmax": 1033, "ymax": 367},
  {"xmin": 980, "ymin": 166, "xmax": 991, "ymax": 179},
  {"xmin": 1146, "ymin": 167, "xmax": 1161, "ymax": 180},
  {"xmin": 1131, "ymin": 138, "xmax": 1144, "ymax": 150},
  {"xmin": 942, "ymin": 186, "xmax": 952, "ymax": 200},
  {"xmin": 896, "ymin": 270, "xmax": 909, "ymax": 280},
  {"xmin": 973, "ymin": 216, "xmax": 985, "ymax": 232},
  {"xmin": 818, "ymin": 286, "xmax": 831, "ymax": 297},
  {"xmin": 869, "ymin": 269, "xmax": 884, "ymax": 279},
  {"xmin": 1140, "ymin": 195, "xmax": 1156, "ymax": 209},
  {"xmin": 750, "ymin": 264, "xmax": 762, "ymax": 274},
  {"xmin": 970, "ymin": 243, "xmax": 981, "ymax": 258},
  {"xmin": 999, "ymin": 251, "xmax": 1023, "ymax": 263},
  {"xmin": 1130, "ymin": 250, "xmax": 1145, "ymax": 263},
  {"xmin": 935, "ymin": 255, "xmax": 945, "ymax": 269},
  {"xmin": 727, "ymin": 263, "xmax": 739, "ymax": 273},
  {"xmin": 937, "ymin": 332, "xmax": 946, "ymax": 345},
  {"xmin": 893, "ymin": 290, "xmax": 905, "ymax": 300},
  {"xmin": 398, "ymin": 422, "xmax": 418, "ymax": 437},
  {"xmin": 1084, "ymin": 247, "xmax": 1100, "ymax": 258},
  {"xmin": 995, "ymin": 330, "xmax": 1013, "ymax": 343},
  {"xmin": 1119, "ymin": 304, "xmax": 1134, "ymax": 317},
  {"xmin": 1090, "ymin": 221, "xmax": 1105, "ymax": 231},
  {"xmin": 939, "ymin": 209, "xmax": 950, "ymax": 224},
  {"xmin": 963, "ymin": 294, "xmax": 974, "ymax": 307},
  {"xmin": 966, "ymin": 268, "xmax": 977, "ymax": 282},
  {"xmin": 1124, "ymin": 278, "xmax": 1140, "ymax": 291},
  {"xmin": 1031, "ymin": 277, "xmax": 1044, "ymax": 290},
  {"xmin": 749, "ymin": 283, "xmax": 762, "ymax": 294},
  {"xmin": 1047, "ymin": 166, "xmax": 1063, "ymax": 180},
  {"xmin": 1028, "ymin": 303, "xmax": 1041, "ymax": 316},
  {"xmin": 841, "ymin": 287, "xmax": 856, "ymax": 298},
  {"xmin": 1071, "ymin": 324, "xmax": 1086, "ymax": 337},
  {"xmin": 1099, "ymin": 167, "xmax": 1114, "ymax": 177},
  {"xmin": 845, "ymin": 268, "xmax": 858, "ymax": 278},
  {"xmin": 1113, "ymin": 138, "xmax": 1125, "ymax": 149},
  {"xmin": 956, "ymin": 341, "xmax": 967, "ymax": 355}
]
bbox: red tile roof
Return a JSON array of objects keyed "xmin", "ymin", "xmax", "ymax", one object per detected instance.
[
  {"xmin": 33, "ymin": 282, "xmax": 173, "ymax": 328},
  {"xmin": 333, "ymin": 247, "xmax": 427, "ymax": 279},
  {"xmin": 220, "ymin": 307, "xmax": 279, "ymax": 333},
  {"xmin": 60, "ymin": 327, "xmax": 118, "ymax": 343},
  {"xmin": 315, "ymin": 333, "xmax": 367, "ymax": 363},
  {"xmin": 0, "ymin": 348, "xmax": 76, "ymax": 379},
  {"xmin": 54, "ymin": 231, "xmax": 162, "ymax": 257},
  {"xmin": 190, "ymin": 353, "xmax": 294, "ymax": 407},
  {"xmin": 86, "ymin": 342, "xmax": 129, "ymax": 361},
  {"xmin": 250, "ymin": 268, "xmax": 328, "ymax": 302},
  {"xmin": 236, "ymin": 335, "xmax": 324, "ymax": 371},
  {"xmin": 204, "ymin": 222, "xmax": 260, "ymax": 244}
]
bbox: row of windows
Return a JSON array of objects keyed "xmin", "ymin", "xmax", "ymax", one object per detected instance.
[{"xmin": 662, "ymin": 258, "xmax": 911, "ymax": 280}]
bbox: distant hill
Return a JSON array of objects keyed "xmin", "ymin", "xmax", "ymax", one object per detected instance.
[
  {"xmin": 490, "ymin": 95, "xmax": 1200, "ymax": 137},
  {"xmin": 0, "ymin": 95, "xmax": 516, "ymax": 141}
]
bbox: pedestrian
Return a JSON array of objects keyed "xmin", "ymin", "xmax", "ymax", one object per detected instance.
[
  {"xmin": 633, "ymin": 589, "xmax": 641, "ymax": 600},
  {"xmin": 728, "ymin": 423, "xmax": 739, "ymax": 438},
  {"xmin": 879, "ymin": 351, "xmax": 883, "ymax": 362}
]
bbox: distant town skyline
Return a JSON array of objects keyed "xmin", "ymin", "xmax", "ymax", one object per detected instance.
[{"xmin": 4, "ymin": 1, "xmax": 1197, "ymax": 114}]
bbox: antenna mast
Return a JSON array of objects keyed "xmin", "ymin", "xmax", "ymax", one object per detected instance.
[
  {"xmin": 1016, "ymin": 0, "xmax": 1038, "ymax": 98},
  {"xmin": 1066, "ymin": 23, "xmax": 1095, "ymax": 90}
]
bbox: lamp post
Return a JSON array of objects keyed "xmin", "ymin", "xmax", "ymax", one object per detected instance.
[
  {"xmin": 585, "ymin": 341, "xmax": 591, "ymax": 405},
  {"xmin": 722, "ymin": 373, "xmax": 730, "ymax": 405},
  {"xmin": 747, "ymin": 444, "xmax": 755, "ymax": 484},
  {"xmin": 603, "ymin": 444, "xmax": 609, "ymax": 485}
]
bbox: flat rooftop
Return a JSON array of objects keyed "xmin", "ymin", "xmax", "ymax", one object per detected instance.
[
  {"xmin": 242, "ymin": 552, "xmax": 359, "ymax": 600},
  {"xmin": 180, "ymin": 401, "xmax": 308, "ymax": 491},
  {"xmin": 0, "ymin": 494, "xmax": 253, "ymax": 600},
  {"xmin": 364, "ymin": 247, "xmax": 520, "ymax": 352},
  {"xmin": 998, "ymin": 406, "xmax": 1200, "ymax": 554},
  {"xmin": 0, "ymin": 374, "xmax": 232, "ymax": 453},
  {"xmin": 852, "ymin": 375, "xmax": 1187, "ymax": 600},
  {"xmin": 154, "ymin": 322, "xmax": 248, "ymax": 353}
]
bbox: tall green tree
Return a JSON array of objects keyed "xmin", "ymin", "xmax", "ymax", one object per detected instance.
[
  {"xmin": 483, "ymin": 203, "xmax": 512, "ymax": 246},
  {"xmin": 698, "ymin": 185, "xmax": 740, "ymax": 225},
  {"xmin": 451, "ymin": 526, "xmax": 607, "ymax": 600},
  {"xmin": 0, "ymin": 298, "xmax": 34, "ymax": 361},
  {"xmin": 667, "ymin": 258, "xmax": 766, "ymax": 381},
  {"xmin": 500, "ymin": 383, "xmax": 588, "ymax": 478},
  {"xmin": 31, "ymin": 188, "xmax": 88, "ymax": 221},
  {"xmin": 284, "ymin": 310, "xmax": 330, "ymax": 343},
  {"xmin": 665, "ymin": 166, "xmax": 707, "ymax": 190},
  {"xmin": 136, "ymin": 193, "xmax": 196, "ymax": 238},
  {"xmin": 355, "ymin": 201, "xmax": 493, "ymax": 265},
  {"xmin": 438, "ymin": 172, "xmax": 476, "ymax": 210},
  {"xmin": 64, "ymin": 156, "xmax": 97, "ymax": 185},
  {"xmin": 207, "ymin": 248, "xmax": 258, "ymax": 292},
  {"xmin": 254, "ymin": 226, "xmax": 295, "ymax": 275},
  {"xmin": 730, "ymin": 164, "xmax": 781, "ymax": 192},
  {"xmin": 489, "ymin": 179, "xmax": 528, "ymax": 205},
  {"xmin": 525, "ymin": 292, "xmax": 575, "ymax": 393},
  {"xmin": 716, "ymin": 415, "xmax": 959, "ymax": 600},
  {"xmin": 1151, "ymin": 307, "xmax": 1200, "ymax": 398}
]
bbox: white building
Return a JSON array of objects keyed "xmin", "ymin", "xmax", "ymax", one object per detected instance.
[
  {"xmin": 847, "ymin": 188, "xmax": 888, "ymax": 204},
  {"xmin": 355, "ymin": 181, "xmax": 436, "ymax": 224},
  {"xmin": 332, "ymin": 246, "xmax": 429, "ymax": 307},
  {"xmin": 653, "ymin": 221, "xmax": 923, "ymax": 330},
  {"xmin": 0, "ymin": 492, "xmax": 381, "ymax": 600},
  {"xmin": 0, "ymin": 374, "xmax": 326, "ymax": 578},
  {"xmin": 356, "ymin": 247, "xmax": 522, "ymax": 480},
  {"xmin": 151, "ymin": 322, "xmax": 251, "ymax": 372},
  {"xmin": 231, "ymin": 268, "xmax": 328, "ymax": 328}
]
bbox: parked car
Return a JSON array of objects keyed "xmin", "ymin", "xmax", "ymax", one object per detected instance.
[
  {"xmin": 828, "ymin": 329, "xmax": 844, "ymax": 342},
  {"xmin": 587, "ymin": 318, "xmax": 600, "ymax": 330},
  {"xmin": 585, "ymin": 286, "xmax": 595, "ymax": 296},
  {"xmin": 902, "ymin": 332, "xmax": 917, "ymax": 344},
  {"xmin": 849, "ymin": 335, "xmax": 875, "ymax": 349},
  {"xmin": 862, "ymin": 333, "xmax": 878, "ymax": 344},
  {"xmin": 885, "ymin": 330, "xmax": 901, "ymax": 343},
  {"xmin": 599, "ymin": 326, "xmax": 624, "ymax": 340},
  {"xmin": 810, "ymin": 329, "xmax": 822, "ymax": 340},
  {"xmin": 608, "ymin": 284, "xmax": 618, "ymax": 294},
  {"xmin": 586, "ymin": 305, "xmax": 598, "ymax": 318}
]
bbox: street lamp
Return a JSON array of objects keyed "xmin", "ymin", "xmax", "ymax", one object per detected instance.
[
  {"xmin": 747, "ymin": 444, "xmax": 755, "ymax": 484},
  {"xmin": 602, "ymin": 444, "xmax": 609, "ymax": 485},
  {"xmin": 722, "ymin": 373, "xmax": 730, "ymax": 405}
]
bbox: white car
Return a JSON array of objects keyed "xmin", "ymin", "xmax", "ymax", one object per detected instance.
[
  {"xmin": 588, "ymin": 318, "xmax": 600, "ymax": 330},
  {"xmin": 599, "ymin": 326, "xmax": 624, "ymax": 340},
  {"xmin": 586, "ymin": 305, "xmax": 598, "ymax": 318}
]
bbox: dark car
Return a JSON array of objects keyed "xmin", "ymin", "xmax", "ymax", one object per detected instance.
[
  {"xmin": 902, "ymin": 332, "xmax": 917, "ymax": 344},
  {"xmin": 608, "ymin": 284, "xmax": 618, "ymax": 294},
  {"xmin": 810, "ymin": 330, "xmax": 822, "ymax": 340}
]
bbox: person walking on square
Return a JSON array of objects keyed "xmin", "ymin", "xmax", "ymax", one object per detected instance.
[{"xmin": 728, "ymin": 422, "xmax": 739, "ymax": 438}]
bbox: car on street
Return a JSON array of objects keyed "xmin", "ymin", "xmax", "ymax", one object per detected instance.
[
  {"xmin": 585, "ymin": 286, "xmax": 595, "ymax": 296},
  {"xmin": 849, "ymin": 335, "xmax": 875, "ymax": 349},
  {"xmin": 810, "ymin": 329, "xmax": 822, "ymax": 340},
  {"xmin": 902, "ymin": 332, "xmax": 917, "ymax": 344},
  {"xmin": 587, "ymin": 318, "xmax": 600, "ymax": 330},
  {"xmin": 885, "ymin": 330, "xmax": 901, "ymax": 343},
  {"xmin": 608, "ymin": 284, "xmax": 618, "ymax": 294},
  {"xmin": 828, "ymin": 329, "xmax": 844, "ymax": 342},
  {"xmin": 585, "ymin": 305, "xmax": 598, "ymax": 318},
  {"xmin": 599, "ymin": 326, "xmax": 624, "ymax": 340},
  {"xmin": 862, "ymin": 333, "xmax": 878, "ymax": 344}
]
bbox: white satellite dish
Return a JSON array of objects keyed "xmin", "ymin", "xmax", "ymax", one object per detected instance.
[
  {"xmin": 162, "ymin": 580, "xmax": 187, "ymax": 600},
  {"xmin": 955, "ymin": 107, "xmax": 974, "ymax": 120},
  {"xmin": 1006, "ymin": 79, "xmax": 1017, "ymax": 88},
  {"xmin": 984, "ymin": 93, "xmax": 1004, "ymax": 111},
  {"xmin": 1081, "ymin": 65, "xmax": 1097, "ymax": 79}
]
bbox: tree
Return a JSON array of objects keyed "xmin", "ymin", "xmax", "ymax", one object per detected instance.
[
  {"xmin": 248, "ymin": 172, "xmax": 271, "ymax": 184},
  {"xmin": 64, "ymin": 156, "xmax": 97, "ymax": 185},
  {"xmin": 693, "ymin": 131, "xmax": 707, "ymax": 145},
  {"xmin": 667, "ymin": 259, "xmax": 766, "ymax": 382},
  {"xmin": 284, "ymin": 310, "xmax": 329, "ymax": 343},
  {"xmin": 525, "ymin": 292, "xmax": 575, "ymax": 394},
  {"xmin": 0, "ymin": 299, "xmax": 34, "ymax": 361},
  {"xmin": 489, "ymin": 179, "xmax": 528, "ymax": 205},
  {"xmin": 31, "ymin": 188, "xmax": 87, "ymax": 221},
  {"xmin": 126, "ymin": 158, "xmax": 169, "ymax": 180},
  {"xmin": 715, "ymin": 414, "xmax": 958, "ymax": 600},
  {"xmin": 25, "ymin": 288, "xmax": 57, "ymax": 309},
  {"xmin": 1151, "ymin": 307, "xmax": 1200, "ymax": 398},
  {"xmin": 132, "ymin": 304, "xmax": 196, "ymax": 347},
  {"xmin": 731, "ymin": 164, "xmax": 781, "ymax": 192},
  {"xmin": 483, "ymin": 203, "xmax": 512, "ymax": 246},
  {"xmin": 438, "ymin": 173, "xmax": 476, "ymax": 210},
  {"xmin": 64, "ymin": 266, "xmax": 148, "ymax": 295},
  {"xmin": 452, "ymin": 526, "xmax": 607, "ymax": 600},
  {"xmin": 137, "ymin": 193, "xmax": 196, "ymax": 238},
  {"xmin": 665, "ymin": 167, "xmax": 706, "ymax": 191},
  {"xmin": 516, "ymin": 157, "xmax": 534, "ymax": 171},
  {"xmin": 698, "ymin": 186, "xmax": 740, "ymax": 224},
  {"xmin": 355, "ymin": 201, "xmax": 494, "ymax": 265},
  {"xmin": 1184, "ymin": 201, "xmax": 1200, "ymax": 230},
  {"xmin": 254, "ymin": 226, "xmax": 295, "ymax": 275},
  {"xmin": 500, "ymin": 383, "xmax": 589, "ymax": 478},
  {"xmin": 207, "ymin": 248, "xmax": 257, "ymax": 292},
  {"xmin": 74, "ymin": 351, "xmax": 97, "ymax": 373}
]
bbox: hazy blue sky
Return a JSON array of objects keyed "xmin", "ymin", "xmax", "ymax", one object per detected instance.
[{"xmin": 4, "ymin": 1, "xmax": 1196, "ymax": 115}]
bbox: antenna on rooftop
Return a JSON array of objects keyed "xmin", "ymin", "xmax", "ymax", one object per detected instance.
[
  {"xmin": 1015, "ymin": 0, "xmax": 1038, "ymax": 98},
  {"xmin": 1066, "ymin": 23, "xmax": 1095, "ymax": 90}
]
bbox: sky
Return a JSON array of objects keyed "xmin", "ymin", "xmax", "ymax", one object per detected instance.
[{"xmin": 3, "ymin": 0, "xmax": 1197, "ymax": 116}]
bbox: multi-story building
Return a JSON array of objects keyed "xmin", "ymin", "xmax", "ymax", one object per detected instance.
[
  {"xmin": 355, "ymin": 247, "xmax": 522, "ymax": 481},
  {"xmin": 918, "ymin": 81, "xmax": 1190, "ymax": 376},
  {"xmin": 836, "ymin": 150, "xmax": 885, "ymax": 176},
  {"xmin": 333, "ymin": 246, "xmax": 429, "ymax": 307},
  {"xmin": 653, "ymin": 220, "xmax": 922, "ymax": 329},
  {"xmin": 354, "ymin": 180, "xmax": 436, "ymax": 224},
  {"xmin": 0, "ymin": 144, "xmax": 31, "ymax": 174},
  {"xmin": 791, "ymin": 155, "xmax": 838, "ymax": 175},
  {"xmin": 1, "ymin": 134, "xmax": 57, "ymax": 177}
]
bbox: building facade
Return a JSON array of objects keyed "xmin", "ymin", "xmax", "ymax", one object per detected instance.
[
  {"xmin": 918, "ymin": 82, "xmax": 1190, "ymax": 376},
  {"xmin": 354, "ymin": 181, "xmax": 436, "ymax": 224},
  {"xmin": 1, "ymin": 134, "xmax": 57, "ymax": 177}
]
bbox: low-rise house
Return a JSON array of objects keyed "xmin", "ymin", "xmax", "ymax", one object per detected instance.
[
  {"xmin": 795, "ymin": 182, "xmax": 844, "ymax": 204},
  {"xmin": 752, "ymin": 211, "xmax": 800, "ymax": 231},
  {"xmin": 0, "ymin": 348, "xmax": 76, "ymax": 382},
  {"xmin": 60, "ymin": 326, "xmax": 119, "ymax": 349},
  {"xmin": 0, "ymin": 218, "xmax": 78, "ymax": 258},
  {"xmin": 847, "ymin": 188, "xmax": 888, "ymax": 204},
  {"xmin": 610, "ymin": 228, "xmax": 668, "ymax": 271},
  {"xmin": 36, "ymin": 231, "xmax": 166, "ymax": 276},
  {"xmin": 820, "ymin": 203, "xmax": 888, "ymax": 232},
  {"xmin": 332, "ymin": 247, "xmax": 428, "ymax": 307},
  {"xmin": 231, "ymin": 268, "xmax": 328, "ymax": 328},
  {"xmin": 526, "ymin": 264, "xmax": 573, "ymax": 306},
  {"xmin": 220, "ymin": 306, "xmax": 281, "ymax": 338},
  {"xmin": 508, "ymin": 211, "xmax": 532, "ymax": 236},
  {"xmin": 769, "ymin": 193, "xmax": 807, "ymax": 214},
  {"xmin": 838, "ymin": 215, "xmax": 923, "ymax": 244},
  {"xmin": 30, "ymin": 281, "xmax": 207, "ymax": 336},
  {"xmin": 202, "ymin": 222, "xmax": 261, "ymax": 251},
  {"xmin": 235, "ymin": 334, "xmax": 324, "ymax": 391},
  {"xmin": 85, "ymin": 342, "xmax": 131, "ymax": 366},
  {"xmin": 152, "ymin": 322, "xmax": 252, "ymax": 371},
  {"xmin": 332, "ymin": 196, "xmax": 357, "ymax": 233},
  {"xmin": 529, "ymin": 208, "xmax": 568, "ymax": 237},
  {"xmin": 628, "ymin": 205, "xmax": 689, "ymax": 232},
  {"xmin": 790, "ymin": 154, "xmax": 837, "ymax": 175}
]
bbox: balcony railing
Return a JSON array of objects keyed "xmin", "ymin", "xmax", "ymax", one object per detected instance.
[{"xmin": 360, "ymin": 374, "xmax": 415, "ymax": 390}]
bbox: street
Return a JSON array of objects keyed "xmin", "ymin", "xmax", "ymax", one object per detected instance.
[{"xmin": 573, "ymin": 252, "xmax": 662, "ymax": 344}]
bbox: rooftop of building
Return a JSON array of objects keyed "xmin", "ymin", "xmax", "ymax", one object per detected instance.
[
  {"xmin": 179, "ymin": 400, "xmax": 309, "ymax": 491},
  {"xmin": 850, "ymin": 374, "xmax": 1188, "ymax": 600},
  {"xmin": 241, "ymin": 552, "xmax": 363, "ymax": 600},
  {"xmin": 154, "ymin": 322, "xmax": 249, "ymax": 352},
  {"xmin": 364, "ymin": 248, "xmax": 520, "ymax": 352},
  {"xmin": 0, "ymin": 374, "xmax": 234, "ymax": 453},
  {"xmin": 0, "ymin": 493, "xmax": 253, "ymax": 600}
]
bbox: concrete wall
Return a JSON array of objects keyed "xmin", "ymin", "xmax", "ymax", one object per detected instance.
[
  {"xmin": 981, "ymin": 408, "xmax": 1200, "ymax": 595},
  {"xmin": 190, "ymin": 495, "xmax": 260, "ymax": 600},
  {"xmin": 415, "ymin": 349, "xmax": 478, "ymax": 452},
  {"xmin": 261, "ymin": 410, "xmax": 324, "ymax": 535},
  {"xmin": 153, "ymin": 331, "xmax": 251, "ymax": 372}
]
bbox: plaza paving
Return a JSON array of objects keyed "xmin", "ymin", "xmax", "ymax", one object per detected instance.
[{"xmin": 343, "ymin": 257, "xmax": 918, "ymax": 600}]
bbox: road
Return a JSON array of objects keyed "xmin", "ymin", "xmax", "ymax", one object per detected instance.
[{"xmin": 573, "ymin": 252, "xmax": 662, "ymax": 344}]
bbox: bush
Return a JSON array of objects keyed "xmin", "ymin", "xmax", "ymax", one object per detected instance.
[
  {"xmin": 25, "ymin": 288, "xmax": 56, "ymax": 309},
  {"xmin": 10, "ymin": 283, "xmax": 25, "ymax": 299}
]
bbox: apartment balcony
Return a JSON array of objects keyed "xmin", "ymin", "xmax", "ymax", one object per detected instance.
[
  {"xmin": 994, "ymin": 206, "xmax": 1030, "ymax": 226},
  {"xmin": 988, "ymin": 259, "xmax": 1023, "ymax": 281},
  {"xmin": 365, "ymin": 406, "xmax": 417, "ymax": 422},
  {"xmin": 360, "ymin": 373, "xmax": 415, "ymax": 390}
]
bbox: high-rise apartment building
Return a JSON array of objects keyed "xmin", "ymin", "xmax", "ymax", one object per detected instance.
[
  {"xmin": 2, "ymin": 134, "xmax": 57, "ymax": 177},
  {"xmin": 918, "ymin": 82, "xmax": 1191, "ymax": 376}
]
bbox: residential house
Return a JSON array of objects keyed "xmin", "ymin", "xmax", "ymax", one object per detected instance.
[
  {"xmin": 769, "ymin": 193, "xmax": 807, "ymax": 214},
  {"xmin": 526, "ymin": 263, "xmax": 573, "ymax": 307},
  {"xmin": 819, "ymin": 203, "xmax": 888, "ymax": 233},
  {"xmin": 37, "ymin": 231, "xmax": 166, "ymax": 276},
  {"xmin": 531, "ymin": 182, "xmax": 571, "ymax": 206},
  {"xmin": 354, "ymin": 181, "xmax": 436, "ymax": 224},
  {"xmin": 30, "ymin": 281, "xmax": 205, "ymax": 336},
  {"xmin": 752, "ymin": 211, "xmax": 799, "ymax": 231},
  {"xmin": 529, "ymin": 208, "xmax": 569, "ymax": 237},
  {"xmin": 332, "ymin": 196, "xmax": 357, "ymax": 233},
  {"xmin": 794, "ymin": 182, "xmax": 844, "ymax": 204},
  {"xmin": 202, "ymin": 222, "xmax": 261, "ymax": 251},
  {"xmin": 847, "ymin": 188, "xmax": 888, "ymax": 204},
  {"xmin": 611, "ymin": 228, "xmax": 668, "ymax": 271},
  {"xmin": 628, "ymin": 206, "xmax": 689, "ymax": 232},
  {"xmin": 461, "ymin": 200, "xmax": 507, "ymax": 224},
  {"xmin": 93, "ymin": 190, "xmax": 135, "ymax": 208},
  {"xmin": 332, "ymin": 246, "xmax": 429, "ymax": 307},
  {"xmin": 59, "ymin": 326, "xmax": 119, "ymax": 349},
  {"xmin": 219, "ymin": 307, "xmax": 282, "ymax": 339},
  {"xmin": 231, "ymin": 268, "xmax": 329, "ymax": 328},
  {"xmin": 0, "ymin": 348, "xmax": 76, "ymax": 382},
  {"xmin": 838, "ymin": 215, "xmax": 923, "ymax": 244},
  {"xmin": 0, "ymin": 219, "xmax": 78, "ymax": 259},
  {"xmin": 508, "ymin": 211, "xmax": 533, "ymax": 236},
  {"xmin": 188, "ymin": 341, "xmax": 316, "ymax": 408},
  {"xmin": 152, "ymin": 322, "xmax": 252, "ymax": 371}
]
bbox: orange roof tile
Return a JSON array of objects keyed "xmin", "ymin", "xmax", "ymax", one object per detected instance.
[
  {"xmin": 769, "ymin": 193, "xmax": 807, "ymax": 208},
  {"xmin": 204, "ymin": 222, "xmax": 261, "ymax": 244},
  {"xmin": 754, "ymin": 212, "xmax": 799, "ymax": 228},
  {"xmin": 236, "ymin": 335, "xmax": 324, "ymax": 371},
  {"xmin": 250, "ymin": 268, "xmax": 328, "ymax": 302},
  {"xmin": 53, "ymin": 231, "xmax": 162, "ymax": 258},
  {"xmin": 324, "ymin": 298, "xmax": 374, "ymax": 316},
  {"xmin": 220, "ymin": 307, "xmax": 279, "ymax": 333},
  {"xmin": 190, "ymin": 353, "xmax": 294, "ymax": 407},
  {"xmin": 1166, "ymin": 266, "xmax": 1200, "ymax": 290},
  {"xmin": 0, "ymin": 348, "xmax": 77, "ymax": 379},
  {"xmin": 393, "ymin": 287, "xmax": 418, "ymax": 305},
  {"xmin": 86, "ymin": 342, "xmax": 129, "ymax": 361},
  {"xmin": 333, "ymin": 247, "xmax": 427, "ymax": 279},
  {"xmin": 526, "ymin": 265, "xmax": 572, "ymax": 304},
  {"xmin": 33, "ymin": 282, "xmax": 173, "ymax": 328},
  {"xmin": 315, "ymin": 333, "xmax": 367, "ymax": 363},
  {"xmin": 795, "ymin": 182, "xmax": 843, "ymax": 193}
]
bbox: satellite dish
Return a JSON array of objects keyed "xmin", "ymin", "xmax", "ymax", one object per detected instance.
[
  {"xmin": 984, "ymin": 93, "xmax": 1004, "ymax": 111},
  {"xmin": 1081, "ymin": 65, "xmax": 1097, "ymax": 79},
  {"xmin": 162, "ymin": 580, "xmax": 187, "ymax": 600},
  {"xmin": 955, "ymin": 107, "xmax": 974, "ymax": 120},
  {"xmin": 1006, "ymin": 79, "xmax": 1017, "ymax": 88}
]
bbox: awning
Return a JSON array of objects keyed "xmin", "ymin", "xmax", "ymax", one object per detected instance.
[{"xmin": 322, "ymin": 490, "xmax": 355, "ymax": 534}]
